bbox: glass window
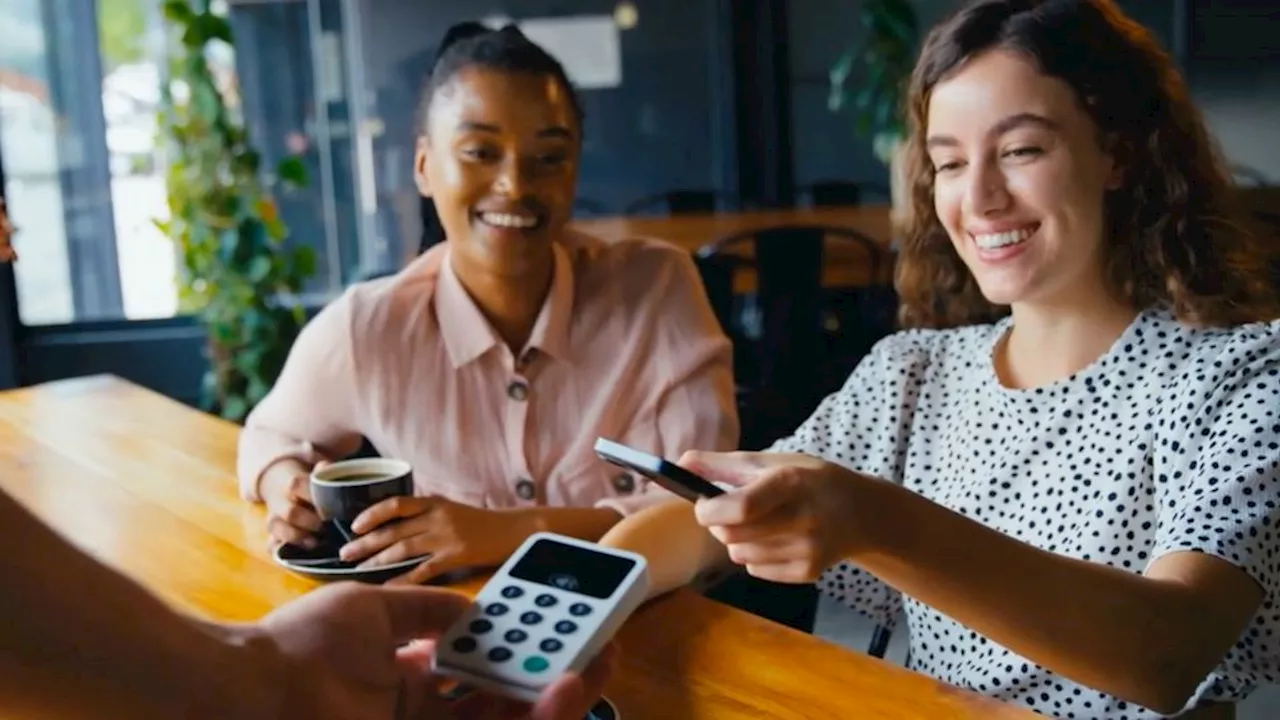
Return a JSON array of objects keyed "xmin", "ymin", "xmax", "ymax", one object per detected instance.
[
  {"xmin": 0, "ymin": 0, "xmax": 355, "ymax": 327},
  {"xmin": 1, "ymin": 0, "xmax": 735, "ymax": 327}
]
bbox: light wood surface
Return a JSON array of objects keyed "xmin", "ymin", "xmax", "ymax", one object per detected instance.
[
  {"xmin": 0, "ymin": 375, "xmax": 1037, "ymax": 719},
  {"xmin": 572, "ymin": 205, "xmax": 898, "ymax": 290}
]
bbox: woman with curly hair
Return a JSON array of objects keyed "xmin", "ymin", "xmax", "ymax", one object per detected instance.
[{"xmin": 600, "ymin": 1, "xmax": 1280, "ymax": 717}]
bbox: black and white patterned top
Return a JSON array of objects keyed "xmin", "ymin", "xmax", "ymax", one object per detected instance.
[{"xmin": 770, "ymin": 310, "xmax": 1280, "ymax": 719}]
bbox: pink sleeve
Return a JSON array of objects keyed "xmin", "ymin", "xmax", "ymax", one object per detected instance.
[
  {"xmin": 235, "ymin": 290, "xmax": 367, "ymax": 502},
  {"xmin": 596, "ymin": 251, "xmax": 740, "ymax": 516}
]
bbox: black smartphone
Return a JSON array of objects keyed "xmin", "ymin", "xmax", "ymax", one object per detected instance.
[{"xmin": 593, "ymin": 437, "xmax": 724, "ymax": 502}]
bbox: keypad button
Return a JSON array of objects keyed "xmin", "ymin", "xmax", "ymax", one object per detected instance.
[
  {"xmin": 534, "ymin": 593, "xmax": 558, "ymax": 608},
  {"xmin": 484, "ymin": 602, "xmax": 509, "ymax": 617},
  {"xmin": 519, "ymin": 611, "xmax": 543, "ymax": 625},
  {"xmin": 612, "ymin": 472, "xmax": 635, "ymax": 493},
  {"xmin": 507, "ymin": 381, "xmax": 528, "ymax": 401},
  {"xmin": 487, "ymin": 647, "xmax": 513, "ymax": 663},
  {"xmin": 451, "ymin": 636, "xmax": 478, "ymax": 653},
  {"xmin": 569, "ymin": 603, "xmax": 592, "ymax": 617},
  {"xmin": 501, "ymin": 585, "xmax": 524, "ymax": 599},
  {"xmin": 523, "ymin": 656, "xmax": 550, "ymax": 673},
  {"xmin": 554, "ymin": 620, "xmax": 578, "ymax": 635},
  {"xmin": 539, "ymin": 638, "xmax": 564, "ymax": 653},
  {"xmin": 504, "ymin": 629, "xmax": 528, "ymax": 644},
  {"xmin": 469, "ymin": 619, "xmax": 494, "ymax": 634},
  {"xmin": 515, "ymin": 479, "xmax": 536, "ymax": 500}
]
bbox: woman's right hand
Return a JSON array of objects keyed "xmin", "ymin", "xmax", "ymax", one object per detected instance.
[{"xmin": 260, "ymin": 461, "xmax": 325, "ymax": 549}]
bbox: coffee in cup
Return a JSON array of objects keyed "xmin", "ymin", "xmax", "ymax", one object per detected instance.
[{"xmin": 310, "ymin": 458, "xmax": 413, "ymax": 541}]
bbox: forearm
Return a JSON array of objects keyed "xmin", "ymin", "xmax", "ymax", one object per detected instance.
[
  {"xmin": 598, "ymin": 498, "xmax": 732, "ymax": 599},
  {"xmin": 517, "ymin": 505, "xmax": 623, "ymax": 543},
  {"xmin": 856, "ymin": 476, "xmax": 1238, "ymax": 713},
  {"xmin": 0, "ymin": 493, "xmax": 283, "ymax": 720}
]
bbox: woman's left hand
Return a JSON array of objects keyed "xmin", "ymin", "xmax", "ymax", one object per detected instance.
[
  {"xmin": 681, "ymin": 450, "xmax": 873, "ymax": 584},
  {"xmin": 338, "ymin": 496, "xmax": 524, "ymax": 585}
]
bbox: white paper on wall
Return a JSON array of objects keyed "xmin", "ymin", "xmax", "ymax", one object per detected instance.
[{"xmin": 513, "ymin": 15, "xmax": 623, "ymax": 90}]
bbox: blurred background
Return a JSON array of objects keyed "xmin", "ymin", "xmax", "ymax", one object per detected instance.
[{"xmin": 0, "ymin": 0, "xmax": 1275, "ymax": 404}]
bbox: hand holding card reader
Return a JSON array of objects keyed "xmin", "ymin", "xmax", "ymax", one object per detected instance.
[
  {"xmin": 593, "ymin": 437, "xmax": 724, "ymax": 502},
  {"xmin": 432, "ymin": 532, "xmax": 650, "ymax": 702}
]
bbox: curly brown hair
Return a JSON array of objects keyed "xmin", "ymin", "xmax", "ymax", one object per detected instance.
[{"xmin": 895, "ymin": 0, "xmax": 1280, "ymax": 329}]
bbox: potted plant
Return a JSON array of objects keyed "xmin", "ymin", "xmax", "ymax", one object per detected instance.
[
  {"xmin": 155, "ymin": 0, "xmax": 316, "ymax": 422},
  {"xmin": 827, "ymin": 0, "xmax": 920, "ymax": 231}
]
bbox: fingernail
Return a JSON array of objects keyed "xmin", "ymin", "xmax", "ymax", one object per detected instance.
[{"xmin": 302, "ymin": 537, "xmax": 317, "ymax": 549}]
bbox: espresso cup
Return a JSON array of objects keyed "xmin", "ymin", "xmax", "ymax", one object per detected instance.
[{"xmin": 310, "ymin": 458, "xmax": 413, "ymax": 541}]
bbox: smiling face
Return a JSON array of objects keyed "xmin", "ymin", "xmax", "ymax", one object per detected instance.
[
  {"xmin": 925, "ymin": 49, "xmax": 1121, "ymax": 310},
  {"xmin": 415, "ymin": 66, "xmax": 580, "ymax": 277}
]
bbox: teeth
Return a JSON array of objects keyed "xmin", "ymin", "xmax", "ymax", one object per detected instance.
[
  {"xmin": 974, "ymin": 227, "xmax": 1034, "ymax": 249},
  {"xmin": 479, "ymin": 212, "xmax": 538, "ymax": 229}
]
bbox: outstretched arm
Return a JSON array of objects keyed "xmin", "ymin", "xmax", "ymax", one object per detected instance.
[{"xmin": 0, "ymin": 490, "xmax": 281, "ymax": 720}]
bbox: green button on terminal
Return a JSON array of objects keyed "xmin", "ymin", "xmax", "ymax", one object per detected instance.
[{"xmin": 523, "ymin": 656, "xmax": 550, "ymax": 673}]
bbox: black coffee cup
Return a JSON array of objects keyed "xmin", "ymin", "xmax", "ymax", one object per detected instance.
[{"xmin": 310, "ymin": 458, "xmax": 413, "ymax": 542}]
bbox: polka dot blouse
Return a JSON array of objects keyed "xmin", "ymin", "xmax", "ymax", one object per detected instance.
[{"xmin": 770, "ymin": 310, "xmax": 1280, "ymax": 718}]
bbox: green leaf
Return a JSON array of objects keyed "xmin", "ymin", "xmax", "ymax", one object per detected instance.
[
  {"xmin": 234, "ymin": 150, "xmax": 261, "ymax": 176},
  {"xmin": 873, "ymin": 0, "xmax": 919, "ymax": 45},
  {"xmin": 221, "ymin": 396, "xmax": 249, "ymax": 423},
  {"xmin": 263, "ymin": 214, "xmax": 287, "ymax": 242},
  {"xmin": 198, "ymin": 369, "xmax": 219, "ymax": 410},
  {"xmin": 191, "ymin": 81, "xmax": 220, "ymax": 124},
  {"xmin": 276, "ymin": 156, "xmax": 309, "ymax": 188},
  {"xmin": 827, "ymin": 43, "xmax": 863, "ymax": 112},
  {"xmin": 246, "ymin": 376, "xmax": 271, "ymax": 406},
  {"xmin": 855, "ymin": 112, "xmax": 871, "ymax": 136},
  {"xmin": 247, "ymin": 255, "xmax": 272, "ymax": 283},
  {"xmin": 874, "ymin": 95, "xmax": 897, "ymax": 130},
  {"xmin": 854, "ymin": 84, "xmax": 878, "ymax": 113},
  {"xmin": 218, "ymin": 227, "xmax": 240, "ymax": 265},
  {"xmin": 162, "ymin": 0, "xmax": 194, "ymax": 24},
  {"xmin": 234, "ymin": 344, "xmax": 266, "ymax": 375},
  {"xmin": 292, "ymin": 246, "xmax": 318, "ymax": 278},
  {"xmin": 187, "ymin": 12, "xmax": 233, "ymax": 46},
  {"xmin": 209, "ymin": 319, "xmax": 238, "ymax": 345}
]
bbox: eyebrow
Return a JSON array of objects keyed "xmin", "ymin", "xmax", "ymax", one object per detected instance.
[
  {"xmin": 925, "ymin": 112, "xmax": 1060, "ymax": 150},
  {"xmin": 456, "ymin": 121, "xmax": 575, "ymax": 140}
]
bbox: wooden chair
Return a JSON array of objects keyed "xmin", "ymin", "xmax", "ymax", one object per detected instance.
[
  {"xmin": 692, "ymin": 224, "xmax": 897, "ymax": 643},
  {"xmin": 694, "ymin": 224, "xmax": 895, "ymax": 450}
]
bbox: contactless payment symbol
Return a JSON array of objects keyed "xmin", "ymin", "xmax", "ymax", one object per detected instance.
[{"xmin": 549, "ymin": 573, "xmax": 579, "ymax": 591}]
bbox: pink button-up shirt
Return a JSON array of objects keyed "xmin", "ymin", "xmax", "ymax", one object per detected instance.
[{"xmin": 237, "ymin": 231, "xmax": 739, "ymax": 516}]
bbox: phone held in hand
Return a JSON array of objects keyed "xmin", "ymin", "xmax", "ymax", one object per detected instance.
[{"xmin": 592, "ymin": 438, "xmax": 724, "ymax": 502}]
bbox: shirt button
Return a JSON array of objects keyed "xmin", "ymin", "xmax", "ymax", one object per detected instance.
[
  {"xmin": 612, "ymin": 472, "xmax": 635, "ymax": 494},
  {"xmin": 507, "ymin": 381, "xmax": 528, "ymax": 401},
  {"xmin": 515, "ymin": 478, "xmax": 536, "ymax": 500}
]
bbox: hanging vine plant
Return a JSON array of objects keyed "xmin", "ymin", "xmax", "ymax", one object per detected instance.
[{"xmin": 155, "ymin": 0, "xmax": 316, "ymax": 422}]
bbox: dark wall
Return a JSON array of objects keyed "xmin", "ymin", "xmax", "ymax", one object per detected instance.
[
  {"xmin": 359, "ymin": 0, "xmax": 736, "ymax": 223},
  {"xmin": 787, "ymin": 0, "xmax": 1280, "ymax": 191},
  {"xmin": 787, "ymin": 0, "xmax": 958, "ymax": 193},
  {"xmin": 16, "ymin": 0, "xmax": 1280, "ymax": 410},
  {"xmin": 1185, "ymin": 1, "xmax": 1280, "ymax": 183}
]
